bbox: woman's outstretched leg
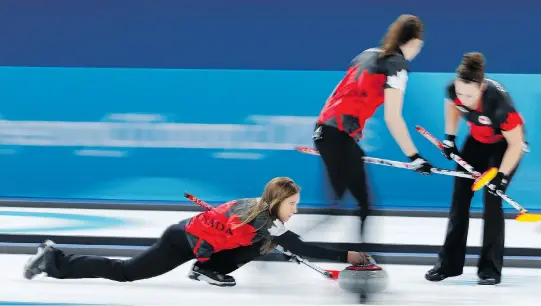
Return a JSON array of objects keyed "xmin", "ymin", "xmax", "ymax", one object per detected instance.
[{"xmin": 24, "ymin": 223, "xmax": 195, "ymax": 282}]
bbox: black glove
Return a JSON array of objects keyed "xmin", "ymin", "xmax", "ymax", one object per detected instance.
[
  {"xmin": 442, "ymin": 134, "xmax": 459, "ymax": 160},
  {"xmin": 408, "ymin": 153, "xmax": 434, "ymax": 175},
  {"xmin": 487, "ymin": 171, "xmax": 509, "ymax": 195}
]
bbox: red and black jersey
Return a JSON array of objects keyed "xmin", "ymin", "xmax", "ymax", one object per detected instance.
[
  {"xmin": 317, "ymin": 47, "xmax": 409, "ymax": 140},
  {"xmin": 446, "ymin": 79, "xmax": 524, "ymax": 144},
  {"xmin": 183, "ymin": 198, "xmax": 349, "ymax": 263},
  {"xmin": 184, "ymin": 198, "xmax": 277, "ymax": 261}
]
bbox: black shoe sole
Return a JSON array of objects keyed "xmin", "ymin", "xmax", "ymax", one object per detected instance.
[
  {"xmin": 425, "ymin": 272, "xmax": 461, "ymax": 282},
  {"xmin": 425, "ymin": 276, "xmax": 448, "ymax": 282},
  {"xmin": 189, "ymin": 271, "xmax": 236, "ymax": 287},
  {"xmin": 478, "ymin": 279, "xmax": 500, "ymax": 285}
]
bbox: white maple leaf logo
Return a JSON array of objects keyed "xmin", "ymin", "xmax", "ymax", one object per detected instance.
[
  {"xmin": 267, "ymin": 219, "xmax": 287, "ymax": 237},
  {"xmin": 386, "ymin": 69, "xmax": 408, "ymax": 91}
]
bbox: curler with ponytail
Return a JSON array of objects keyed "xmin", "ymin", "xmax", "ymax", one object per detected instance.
[
  {"xmin": 456, "ymin": 52, "xmax": 485, "ymax": 84},
  {"xmin": 380, "ymin": 14, "xmax": 424, "ymax": 58}
]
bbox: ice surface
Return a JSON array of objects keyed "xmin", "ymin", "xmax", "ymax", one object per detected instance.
[{"xmin": 0, "ymin": 254, "xmax": 538, "ymax": 305}]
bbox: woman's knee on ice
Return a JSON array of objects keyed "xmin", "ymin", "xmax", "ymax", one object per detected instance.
[{"xmin": 110, "ymin": 259, "xmax": 145, "ymax": 282}]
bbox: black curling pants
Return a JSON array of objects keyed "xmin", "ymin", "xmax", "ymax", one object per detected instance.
[
  {"xmin": 435, "ymin": 136, "xmax": 518, "ymax": 280},
  {"xmin": 45, "ymin": 222, "xmax": 195, "ymax": 281},
  {"xmin": 196, "ymin": 241, "xmax": 265, "ymax": 274},
  {"xmin": 44, "ymin": 221, "xmax": 265, "ymax": 282},
  {"xmin": 313, "ymin": 124, "xmax": 371, "ymax": 232}
]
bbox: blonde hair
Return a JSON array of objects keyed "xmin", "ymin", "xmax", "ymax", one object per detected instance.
[{"xmin": 236, "ymin": 177, "xmax": 301, "ymax": 252}]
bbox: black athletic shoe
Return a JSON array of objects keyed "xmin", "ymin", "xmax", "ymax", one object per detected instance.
[
  {"xmin": 424, "ymin": 268, "xmax": 460, "ymax": 282},
  {"xmin": 478, "ymin": 277, "xmax": 500, "ymax": 285},
  {"xmin": 188, "ymin": 263, "xmax": 236, "ymax": 287},
  {"xmin": 23, "ymin": 240, "xmax": 56, "ymax": 280}
]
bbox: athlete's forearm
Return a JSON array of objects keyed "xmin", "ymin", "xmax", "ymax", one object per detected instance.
[
  {"xmin": 445, "ymin": 100, "xmax": 460, "ymax": 135},
  {"xmin": 273, "ymin": 231, "xmax": 348, "ymax": 263},
  {"xmin": 385, "ymin": 115, "xmax": 418, "ymax": 157},
  {"xmin": 499, "ymin": 143, "xmax": 523, "ymax": 176}
]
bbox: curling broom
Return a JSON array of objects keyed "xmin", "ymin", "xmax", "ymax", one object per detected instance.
[
  {"xmin": 416, "ymin": 125, "xmax": 541, "ymax": 223},
  {"xmin": 295, "ymin": 146, "xmax": 474, "ymax": 179}
]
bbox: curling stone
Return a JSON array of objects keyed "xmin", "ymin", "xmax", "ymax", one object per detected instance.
[{"xmin": 338, "ymin": 264, "xmax": 388, "ymax": 294}]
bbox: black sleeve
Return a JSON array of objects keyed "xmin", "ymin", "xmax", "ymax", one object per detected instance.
[
  {"xmin": 485, "ymin": 81, "xmax": 523, "ymax": 131},
  {"xmin": 382, "ymin": 56, "xmax": 409, "ymax": 91},
  {"xmin": 272, "ymin": 230, "xmax": 348, "ymax": 263},
  {"xmin": 446, "ymin": 82, "xmax": 457, "ymax": 101}
]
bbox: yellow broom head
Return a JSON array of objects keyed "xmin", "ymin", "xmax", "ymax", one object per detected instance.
[
  {"xmin": 516, "ymin": 213, "xmax": 541, "ymax": 222},
  {"xmin": 471, "ymin": 168, "xmax": 498, "ymax": 191}
]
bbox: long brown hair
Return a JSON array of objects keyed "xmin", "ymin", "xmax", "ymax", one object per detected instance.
[
  {"xmin": 236, "ymin": 177, "xmax": 301, "ymax": 252},
  {"xmin": 380, "ymin": 14, "xmax": 424, "ymax": 58}
]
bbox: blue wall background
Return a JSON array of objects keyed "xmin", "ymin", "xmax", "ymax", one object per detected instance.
[{"xmin": 0, "ymin": 1, "xmax": 539, "ymax": 211}]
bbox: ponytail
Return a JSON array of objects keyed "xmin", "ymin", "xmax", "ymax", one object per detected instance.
[
  {"xmin": 380, "ymin": 23, "xmax": 401, "ymax": 58},
  {"xmin": 379, "ymin": 14, "xmax": 423, "ymax": 58}
]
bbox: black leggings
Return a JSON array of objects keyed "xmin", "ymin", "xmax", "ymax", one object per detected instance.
[
  {"xmin": 45, "ymin": 222, "xmax": 265, "ymax": 282},
  {"xmin": 313, "ymin": 124, "xmax": 371, "ymax": 222},
  {"xmin": 436, "ymin": 136, "xmax": 518, "ymax": 279}
]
